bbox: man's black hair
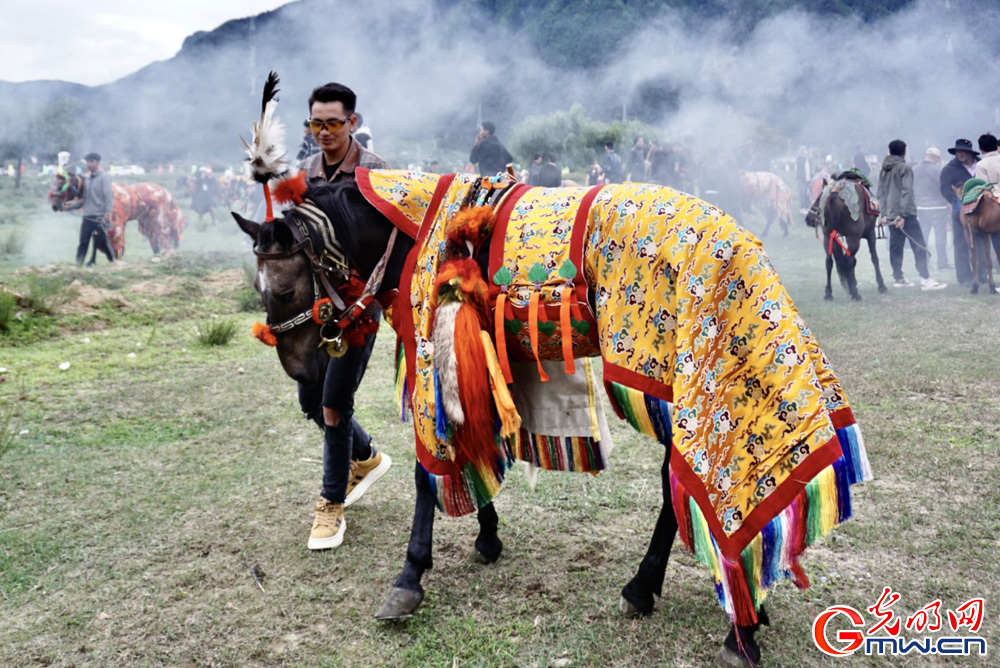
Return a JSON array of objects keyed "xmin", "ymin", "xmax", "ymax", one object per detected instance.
[
  {"xmin": 888, "ymin": 139, "xmax": 906, "ymax": 157},
  {"xmin": 978, "ymin": 133, "xmax": 998, "ymax": 153},
  {"xmin": 532, "ymin": 153, "xmax": 542, "ymax": 161},
  {"xmin": 604, "ymin": 140, "xmax": 615, "ymax": 150},
  {"xmin": 308, "ymin": 83, "xmax": 356, "ymax": 114},
  {"xmin": 633, "ymin": 136, "xmax": 642, "ymax": 145},
  {"xmin": 84, "ymin": 152, "xmax": 101, "ymax": 162},
  {"xmin": 481, "ymin": 121, "xmax": 496, "ymax": 135},
  {"xmin": 544, "ymin": 153, "xmax": 557, "ymax": 163}
]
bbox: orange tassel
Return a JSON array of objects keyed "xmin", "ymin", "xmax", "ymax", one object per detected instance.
[
  {"xmin": 559, "ymin": 285, "xmax": 575, "ymax": 376},
  {"xmin": 493, "ymin": 293, "xmax": 513, "ymax": 383},
  {"xmin": 451, "ymin": 303, "xmax": 498, "ymax": 471},
  {"xmin": 446, "ymin": 206, "xmax": 494, "ymax": 250},
  {"xmin": 262, "ymin": 183, "xmax": 274, "ymax": 222},
  {"xmin": 251, "ymin": 321, "xmax": 277, "ymax": 346},
  {"xmin": 528, "ymin": 291, "xmax": 549, "ymax": 382}
]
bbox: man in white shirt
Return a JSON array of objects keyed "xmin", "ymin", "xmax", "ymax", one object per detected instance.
[{"xmin": 974, "ymin": 133, "xmax": 1000, "ymax": 184}]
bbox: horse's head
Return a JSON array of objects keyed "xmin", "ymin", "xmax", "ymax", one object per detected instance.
[
  {"xmin": 234, "ymin": 211, "xmax": 329, "ymax": 386},
  {"xmin": 48, "ymin": 173, "xmax": 82, "ymax": 211},
  {"xmin": 233, "ymin": 179, "xmax": 411, "ymax": 387}
]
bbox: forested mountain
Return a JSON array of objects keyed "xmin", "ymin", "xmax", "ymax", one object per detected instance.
[{"xmin": 1, "ymin": 0, "xmax": 997, "ymax": 164}]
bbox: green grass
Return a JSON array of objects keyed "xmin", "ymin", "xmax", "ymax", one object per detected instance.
[{"xmin": 0, "ymin": 199, "xmax": 997, "ymax": 666}]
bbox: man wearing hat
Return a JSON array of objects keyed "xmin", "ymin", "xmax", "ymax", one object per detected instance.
[
  {"xmin": 913, "ymin": 147, "xmax": 950, "ymax": 270},
  {"xmin": 939, "ymin": 138, "xmax": 986, "ymax": 286},
  {"xmin": 63, "ymin": 152, "xmax": 115, "ymax": 265}
]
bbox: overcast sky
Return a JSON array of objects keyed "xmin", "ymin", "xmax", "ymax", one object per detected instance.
[{"xmin": 0, "ymin": 1, "xmax": 293, "ymax": 86}]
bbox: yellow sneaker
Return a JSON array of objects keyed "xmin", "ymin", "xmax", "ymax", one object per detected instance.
[
  {"xmin": 308, "ymin": 498, "xmax": 345, "ymax": 550},
  {"xmin": 344, "ymin": 450, "xmax": 392, "ymax": 508}
]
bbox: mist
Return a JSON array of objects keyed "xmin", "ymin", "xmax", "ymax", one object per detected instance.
[{"xmin": 2, "ymin": 0, "xmax": 999, "ymax": 170}]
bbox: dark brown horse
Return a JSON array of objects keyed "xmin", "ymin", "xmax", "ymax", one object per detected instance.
[
  {"xmin": 232, "ymin": 178, "xmax": 772, "ymax": 667},
  {"xmin": 956, "ymin": 184, "xmax": 1000, "ymax": 294},
  {"xmin": 806, "ymin": 173, "xmax": 887, "ymax": 301}
]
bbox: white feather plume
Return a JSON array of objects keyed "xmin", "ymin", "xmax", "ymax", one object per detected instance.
[{"xmin": 240, "ymin": 71, "xmax": 290, "ymax": 183}]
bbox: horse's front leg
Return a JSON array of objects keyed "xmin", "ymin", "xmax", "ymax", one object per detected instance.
[
  {"xmin": 620, "ymin": 445, "xmax": 677, "ymax": 616},
  {"xmin": 866, "ymin": 229, "xmax": 888, "ymax": 293},
  {"xmin": 376, "ymin": 461, "xmax": 436, "ymax": 619},
  {"xmin": 824, "ymin": 254, "xmax": 834, "ymax": 301}
]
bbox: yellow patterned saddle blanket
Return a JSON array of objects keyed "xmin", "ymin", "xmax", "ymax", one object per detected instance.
[{"xmin": 360, "ymin": 170, "xmax": 873, "ymax": 625}]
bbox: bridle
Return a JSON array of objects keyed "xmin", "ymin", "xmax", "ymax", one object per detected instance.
[
  {"xmin": 253, "ymin": 199, "xmax": 398, "ymax": 352},
  {"xmin": 50, "ymin": 173, "xmax": 83, "ymax": 205}
]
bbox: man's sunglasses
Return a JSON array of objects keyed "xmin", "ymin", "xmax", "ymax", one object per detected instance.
[{"xmin": 307, "ymin": 116, "xmax": 353, "ymax": 133}]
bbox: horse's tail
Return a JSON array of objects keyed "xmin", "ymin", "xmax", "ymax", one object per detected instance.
[{"xmin": 830, "ymin": 236, "xmax": 853, "ymax": 288}]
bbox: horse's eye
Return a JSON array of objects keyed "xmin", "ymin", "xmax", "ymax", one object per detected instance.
[{"xmin": 276, "ymin": 290, "xmax": 296, "ymax": 304}]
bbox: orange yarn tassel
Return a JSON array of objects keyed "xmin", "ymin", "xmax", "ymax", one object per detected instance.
[
  {"xmin": 251, "ymin": 321, "xmax": 277, "ymax": 346},
  {"xmin": 559, "ymin": 285, "xmax": 575, "ymax": 376},
  {"xmin": 493, "ymin": 293, "xmax": 513, "ymax": 383},
  {"xmin": 451, "ymin": 303, "xmax": 499, "ymax": 471},
  {"xmin": 272, "ymin": 171, "xmax": 308, "ymax": 206},
  {"xmin": 528, "ymin": 291, "xmax": 549, "ymax": 382}
]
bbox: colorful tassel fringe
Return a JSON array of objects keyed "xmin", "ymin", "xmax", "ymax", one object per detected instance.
[
  {"xmin": 422, "ymin": 441, "xmax": 514, "ymax": 516},
  {"xmin": 510, "ymin": 431, "xmax": 606, "ymax": 473},
  {"xmin": 607, "ymin": 381, "xmax": 873, "ymax": 626}
]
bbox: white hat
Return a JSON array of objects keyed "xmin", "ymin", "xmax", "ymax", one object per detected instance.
[{"xmin": 926, "ymin": 147, "xmax": 941, "ymax": 158}]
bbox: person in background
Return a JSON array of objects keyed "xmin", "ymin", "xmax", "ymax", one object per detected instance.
[
  {"xmin": 876, "ymin": 139, "xmax": 946, "ymax": 291},
  {"xmin": 972, "ymin": 133, "xmax": 1000, "ymax": 270},
  {"xmin": 939, "ymin": 138, "xmax": 984, "ymax": 287},
  {"xmin": 647, "ymin": 140, "xmax": 673, "ymax": 186},
  {"xmin": 625, "ymin": 136, "xmax": 646, "ymax": 182},
  {"xmin": 296, "ymin": 119, "xmax": 321, "ymax": 161},
  {"xmin": 64, "ymin": 152, "xmax": 115, "ymax": 266},
  {"xmin": 536, "ymin": 153, "xmax": 563, "ymax": 187},
  {"xmin": 528, "ymin": 153, "xmax": 543, "ymax": 185},
  {"xmin": 469, "ymin": 121, "xmax": 513, "ymax": 176},
  {"xmin": 297, "ymin": 82, "xmax": 393, "ymax": 551},
  {"xmin": 353, "ymin": 112, "xmax": 373, "ymax": 152},
  {"xmin": 602, "ymin": 140, "xmax": 624, "ymax": 184},
  {"xmin": 912, "ymin": 147, "xmax": 950, "ymax": 271},
  {"xmin": 587, "ymin": 161, "xmax": 602, "ymax": 186},
  {"xmin": 795, "ymin": 146, "xmax": 812, "ymax": 211},
  {"xmin": 191, "ymin": 167, "xmax": 218, "ymax": 226}
]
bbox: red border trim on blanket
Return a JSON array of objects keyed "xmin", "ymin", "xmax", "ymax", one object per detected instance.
[
  {"xmin": 671, "ymin": 427, "xmax": 844, "ymax": 561},
  {"xmin": 570, "ymin": 186, "xmax": 603, "ymax": 304},
  {"xmin": 356, "ymin": 167, "xmax": 423, "ymax": 238}
]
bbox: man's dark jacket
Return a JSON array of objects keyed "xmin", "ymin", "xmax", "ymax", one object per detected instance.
[
  {"xmin": 470, "ymin": 135, "xmax": 513, "ymax": 176},
  {"xmin": 939, "ymin": 156, "xmax": 978, "ymax": 207}
]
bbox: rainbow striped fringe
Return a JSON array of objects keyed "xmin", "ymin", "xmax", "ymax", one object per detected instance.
[
  {"xmin": 510, "ymin": 431, "xmax": 607, "ymax": 473},
  {"xmin": 394, "ymin": 338, "xmax": 409, "ymax": 421},
  {"xmin": 422, "ymin": 437, "xmax": 514, "ymax": 516},
  {"xmin": 607, "ymin": 382, "xmax": 873, "ymax": 625}
]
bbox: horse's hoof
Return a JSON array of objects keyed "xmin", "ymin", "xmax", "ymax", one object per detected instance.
[
  {"xmin": 823, "ymin": 294, "xmax": 833, "ymax": 301},
  {"xmin": 714, "ymin": 646, "xmax": 757, "ymax": 667},
  {"xmin": 878, "ymin": 285, "xmax": 888, "ymax": 294},
  {"xmin": 851, "ymin": 294, "xmax": 862, "ymax": 302},
  {"xmin": 374, "ymin": 587, "xmax": 424, "ymax": 620},
  {"xmin": 472, "ymin": 536, "xmax": 502, "ymax": 564},
  {"xmin": 971, "ymin": 286, "xmax": 979, "ymax": 295},
  {"xmin": 619, "ymin": 595, "xmax": 644, "ymax": 618}
]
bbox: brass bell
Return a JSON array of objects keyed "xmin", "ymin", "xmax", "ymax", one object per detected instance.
[{"xmin": 318, "ymin": 331, "xmax": 348, "ymax": 358}]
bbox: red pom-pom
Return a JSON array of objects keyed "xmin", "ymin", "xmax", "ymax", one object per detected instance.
[
  {"xmin": 251, "ymin": 321, "xmax": 277, "ymax": 346},
  {"xmin": 272, "ymin": 171, "xmax": 308, "ymax": 206}
]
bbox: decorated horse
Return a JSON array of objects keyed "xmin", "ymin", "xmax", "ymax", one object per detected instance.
[
  {"xmin": 805, "ymin": 169, "xmax": 887, "ymax": 300},
  {"xmin": 739, "ymin": 170, "xmax": 793, "ymax": 237},
  {"xmin": 957, "ymin": 179, "xmax": 1000, "ymax": 294},
  {"xmin": 235, "ymin": 75, "xmax": 872, "ymax": 666},
  {"xmin": 49, "ymin": 173, "xmax": 187, "ymax": 258}
]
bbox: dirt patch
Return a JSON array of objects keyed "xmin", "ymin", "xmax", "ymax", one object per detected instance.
[
  {"xmin": 131, "ymin": 275, "xmax": 189, "ymax": 298},
  {"xmin": 62, "ymin": 280, "xmax": 132, "ymax": 313},
  {"xmin": 200, "ymin": 268, "xmax": 245, "ymax": 295}
]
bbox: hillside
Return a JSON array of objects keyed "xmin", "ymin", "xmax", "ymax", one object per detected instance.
[{"xmin": 1, "ymin": 0, "xmax": 998, "ymax": 164}]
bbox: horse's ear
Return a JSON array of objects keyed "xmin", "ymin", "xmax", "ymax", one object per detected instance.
[{"xmin": 232, "ymin": 211, "xmax": 262, "ymax": 240}]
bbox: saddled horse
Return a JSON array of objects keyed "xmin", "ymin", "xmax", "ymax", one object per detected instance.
[
  {"xmin": 805, "ymin": 171, "xmax": 887, "ymax": 300},
  {"xmin": 956, "ymin": 180, "xmax": 1000, "ymax": 294},
  {"xmin": 234, "ymin": 167, "xmax": 872, "ymax": 667},
  {"xmin": 49, "ymin": 173, "xmax": 187, "ymax": 258},
  {"xmin": 739, "ymin": 170, "xmax": 793, "ymax": 237}
]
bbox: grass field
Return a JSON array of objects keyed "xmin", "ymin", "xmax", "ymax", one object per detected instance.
[{"xmin": 1, "ymin": 180, "xmax": 999, "ymax": 667}]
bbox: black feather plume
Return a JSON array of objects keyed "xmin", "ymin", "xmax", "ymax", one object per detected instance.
[{"xmin": 261, "ymin": 72, "xmax": 280, "ymax": 116}]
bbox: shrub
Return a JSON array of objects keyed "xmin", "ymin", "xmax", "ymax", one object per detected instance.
[
  {"xmin": 195, "ymin": 317, "xmax": 239, "ymax": 346},
  {"xmin": 1, "ymin": 230, "xmax": 25, "ymax": 256},
  {"xmin": 0, "ymin": 290, "xmax": 15, "ymax": 332},
  {"xmin": 22, "ymin": 275, "xmax": 67, "ymax": 314}
]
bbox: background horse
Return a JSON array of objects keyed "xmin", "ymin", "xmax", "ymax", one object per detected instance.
[
  {"xmin": 956, "ymin": 182, "xmax": 1000, "ymax": 294},
  {"xmin": 739, "ymin": 169, "xmax": 793, "ymax": 236},
  {"xmin": 234, "ymin": 170, "xmax": 870, "ymax": 667},
  {"xmin": 805, "ymin": 172, "xmax": 887, "ymax": 300},
  {"xmin": 49, "ymin": 173, "xmax": 187, "ymax": 258}
]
